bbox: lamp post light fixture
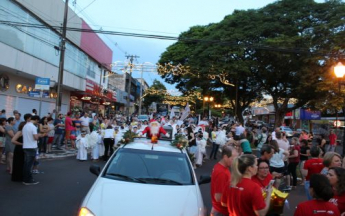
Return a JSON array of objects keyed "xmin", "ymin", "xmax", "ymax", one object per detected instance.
[
  {"xmin": 203, "ymin": 96, "xmax": 214, "ymax": 120},
  {"xmin": 333, "ymin": 62, "xmax": 345, "ymax": 157}
]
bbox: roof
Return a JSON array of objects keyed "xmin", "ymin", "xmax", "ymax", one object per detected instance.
[{"xmin": 121, "ymin": 138, "xmax": 183, "ymax": 153}]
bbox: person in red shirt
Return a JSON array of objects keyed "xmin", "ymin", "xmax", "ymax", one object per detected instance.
[
  {"xmin": 64, "ymin": 111, "xmax": 75, "ymax": 149},
  {"xmin": 288, "ymin": 137, "xmax": 301, "ymax": 189},
  {"xmin": 294, "ymin": 174, "xmax": 340, "ymax": 216},
  {"xmin": 210, "ymin": 145, "xmax": 238, "ymax": 216},
  {"xmin": 221, "ymin": 154, "xmax": 272, "ymax": 216},
  {"xmin": 303, "ymin": 146, "xmax": 324, "ymax": 200},
  {"xmin": 327, "ymin": 167, "xmax": 345, "ymax": 215},
  {"xmin": 252, "ymin": 159, "xmax": 273, "ymax": 189},
  {"xmin": 327, "ymin": 130, "xmax": 337, "ymax": 152}
]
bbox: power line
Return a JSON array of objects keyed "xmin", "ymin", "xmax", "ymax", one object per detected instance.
[{"xmin": 68, "ymin": 0, "xmax": 96, "ymax": 21}]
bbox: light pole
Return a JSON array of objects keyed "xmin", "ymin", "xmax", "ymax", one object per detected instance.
[
  {"xmin": 203, "ymin": 96, "xmax": 214, "ymax": 120},
  {"xmin": 334, "ymin": 62, "xmax": 345, "ymax": 157}
]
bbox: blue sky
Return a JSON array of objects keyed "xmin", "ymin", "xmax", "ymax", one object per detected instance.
[{"xmin": 71, "ymin": 0, "xmax": 324, "ymax": 90}]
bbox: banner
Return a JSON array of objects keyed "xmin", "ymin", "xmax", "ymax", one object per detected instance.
[{"xmin": 180, "ymin": 102, "xmax": 190, "ymax": 121}]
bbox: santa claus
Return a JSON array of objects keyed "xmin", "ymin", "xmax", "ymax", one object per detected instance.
[{"xmin": 142, "ymin": 119, "xmax": 170, "ymax": 138}]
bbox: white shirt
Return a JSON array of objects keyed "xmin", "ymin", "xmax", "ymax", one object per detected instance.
[
  {"xmin": 277, "ymin": 139, "xmax": 289, "ymax": 151},
  {"xmin": 80, "ymin": 116, "xmax": 90, "ymax": 127},
  {"xmin": 22, "ymin": 122, "xmax": 38, "ymax": 149},
  {"xmin": 235, "ymin": 125, "xmax": 245, "ymax": 136},
  {"xmin": 103, "ymin": 128, "xmax": 115, "ymax": 139},
  {"xmin": 269, "ymin": 148, "xmax": 285, "ymax": 168}
]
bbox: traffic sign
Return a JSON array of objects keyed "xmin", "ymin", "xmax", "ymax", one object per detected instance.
[{"xmin": 35, "ymin": 77, "xmax": 50, "ymax": 90}]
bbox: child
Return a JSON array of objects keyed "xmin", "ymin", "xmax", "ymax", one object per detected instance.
[
  {"xmin": 91, "ymin": 130, "xmax": 101, "ymax": 161},
  {"xmin": 47, "ymin": 117, "xmax": 55, "ymax": 154},
  {"xmin": 76, "ymin": 130, "xmax": 88, "ymax": 161},
  {"xmin": 32, "ymin": 149, "xmax": 40, "ymax": 174}
]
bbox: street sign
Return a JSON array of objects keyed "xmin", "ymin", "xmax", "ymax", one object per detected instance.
[
  {"xmin": 35, "ymin": 77, "xmax": 50, "ymax": 90},
  {"xmin": 28, "ymin": 91, "xmax": 41, "ymax": 98}
]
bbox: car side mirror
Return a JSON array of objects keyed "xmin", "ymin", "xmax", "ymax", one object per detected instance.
[
  {"xmin": 198, "ymin": 175, "xmax": 211, "ymax": 185},
  {"xmin": 90, "ymin": 165, "xmax": 100, "ymax": 176}
]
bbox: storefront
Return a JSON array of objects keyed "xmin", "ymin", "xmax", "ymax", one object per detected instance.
[
  {"xmin": 0, "ymin": 73, "xmax": 69, "ymax": 117},
  {"xmin": 70, "ymin": 79, "xmax": 116, "ymax": 117}
]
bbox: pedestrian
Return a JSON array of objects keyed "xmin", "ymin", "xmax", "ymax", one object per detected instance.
[
  {"xmin": 221, "ymin": 154, "xmax": 273, "ymax": 216},
  {"xmin": 256, "ymin": 127, "xmax": 268, "ymax": 157},
  {"xmin": 80, "ymin": 112, "xmax": 90, "ymax": 134},
  {"xmin": 328, "ymin": 167, "xmax": 345, "ymax": 215},
  {"xmin": 103, "ymin": 125, "xmax": 115, "ymax": 161},
  {"xmin": 320, "ymin": 152, "xmax": 342, "ymax": 175},
  {"xmin": 22, "ymin": 115, "xmax": 42, "ymax": 185},
  {"xmin": 47, "ymin": 117, "xmax": 55, "ymax": 154},
  {"xmin": 195, "ymin": 133, "xmax": 206, "ymax": 167},
  {"xmin": 0, "ymin": 118, "xmax": 6, "ymax": 164},
  {"xmin": 303, "ymin": 146, "xmax": 324, "ymax": 200},
  {"xmin": 252, "ymin": 159, "xmax": 273, "ymax": 189},
  {"xmin": 288, "ymin": 137, "xmax": 300, "ymax": 189},
  {"xmin": 269, "ymin": 139, "xmax": 289, "ymax": 188},
  {"xmin": 38, "ymin": 116, "xmax": 49, "ymax": 157},
  {"xmin": 210, "ymin": 145, "xmax": 238, "ymax": 216},
  {"xmin": 5, "ymin": 117, "xmax": 16, "ymax": 174},
  {"xmin": 238, "ymin": 133, "xmax": 252, "ymax": 154},
  {"xmin": 327, "ymin": 130, "xmax": 337, "ymax": 152},
  {"xmin": 0, "ymin": 109, "xmax": 6, "ymax": 118},
  {"xmin": 209, "ymin": 126, "xmax": 219, "ymax": 159},
  {"xmin": 13, "ymin": 112, "xmax": 21, "ymax": 132},
  {"xmin": 32, "ymin": 109, "xmax": 37, "ymax": 116},
  {"xmin": 53, "ymin": 114, "xmax": 64, "ymax": 150},
  {"xmin": 76, "ymin": 130, "xmax": 88, "ymax": 161},
  {"xmin": 299, "ymin": 139, "xmax": 310, "ymax": 185},
  {"xmin": 64, "ymin": 112, "xmax": 75, "ymax": 149},
  {"xmin": 11, "ymin": 122, "xmax": 26, "ymax": 182},
  {"xmin": 73, "ymin": 112, "xmax": 82, "ymax": 137},
  {"xmin": 91, "ymin": 130, "xmax": 101, "ymax": 161},
  {"xmin": 294, "ymin": 174, "xmax": 340, "ymax": 216}
]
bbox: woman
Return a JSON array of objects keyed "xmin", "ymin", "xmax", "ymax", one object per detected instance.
[
  {"xmin": 209, "ymin": 126, "xmax": 219, "ymax": 160},
  {"xmin": 5, "ymin": 117, "xmax": 16, "ymax": 174},
  {"xmin": 269, "ymin": 139, "xmax": 289, "ymax": 188},
  {"xmin": 11, "ymin": 122, "xmax": 26, "ymax": 182},
  {"xmin": 317, "ymin": 134, "xmax": 327, "ymax": 156},
  {"xmin": 221, "ymin": 154, "xmax": 273, "ymax": 216},
  {"xmin": 299, "ymin": 130, "xmax": 309, "ymax": 142},
  {"xmin": 320, "ymin": 152, "xmax": 342, "ymax": 175},
  {"xmin": 288, "ymin": 137, "xmax": 300, "ymax": 189},
  {"xmin": 299, "ymin": 139, "xmax": 310, "ymax": 185},
  {"xmin": 251, "ymin": 159, "xmax": 273, "ymax": 189},
  {"xmin": 39, "ymin": 116, "xmax": 49, "ymax": 156},
  {"xmin": 238, "ymin": 133, "xmax": 252, "ymax": 154},
  {"xmin": 47, "ymin": 117, "xmax": 55, "ymax": 154},
  {"xmin": 294, "ymin": 174, "xmax": 340, "ymax": 216},
  {"xmin": 328, "ymin": 167, "xmax": 345, "ymax": 214},
  {"xmin": 0, "ymin": 118, "xmax": 6, "ymax": 164}
]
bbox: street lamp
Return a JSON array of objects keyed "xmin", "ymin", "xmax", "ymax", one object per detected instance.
[
  {"xmin": 333, "ymin": 62, "xmax": 345, "ymax": 157},
  {"xmin": 203, "ymin": 96, "xmax": 214, "ymax": 120}
]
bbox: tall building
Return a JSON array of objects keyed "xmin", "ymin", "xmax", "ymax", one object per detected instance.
[{"xmin": 0, "ymin": 0, "xmax": 115, "ymax": 117}]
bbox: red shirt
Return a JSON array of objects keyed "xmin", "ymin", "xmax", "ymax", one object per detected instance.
[
  {"xmin": 289, "ymin": 145, "xmax": 301, "ymax": 163},
  {"xmin": 251, "ymin": 173, "xmax": 273, "ymax": 189},
  {"xmin": 221, "ymin": 178, "xmax": 266, "ymax": 216},
  {"xmin": 65, "ymin": 116, "xmax": 75, "ymax": 131},
  {"xmin": 329, "ymin": 134, "xmax": 337, "ymax": 145},
  {"xmin": 330, "ymin": 193, "xmax": 345, "ymax": 215},
  {"xmin": 211, "ymin": 163, "xmax": 230, "ymax": 215},
  {"xmin": 303, "ymin": 158, "xmax": 324, "ymax": 180},
  {"xmin": 294, "ymin": 200, "xmax": 340, "ymax": 216},
  {"xmin": 141, "ymin": 126, "xmax": 167, "ymax": 137}
]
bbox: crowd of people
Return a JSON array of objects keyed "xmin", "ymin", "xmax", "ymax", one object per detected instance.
[{"xmin": 1, "ymin": 107, "xmax": 345, "ymax": 215}]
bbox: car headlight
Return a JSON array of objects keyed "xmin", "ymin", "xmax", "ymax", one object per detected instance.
[{"xmin": 78, "ymin": 207, "xmax": 95, "ymax": 216}]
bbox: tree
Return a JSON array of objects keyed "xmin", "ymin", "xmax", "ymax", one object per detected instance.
[
  {"xmin": 143, "ymin": 79, "xmax": 167, "ymax": 109},
  {"xmin": 159, "ymin": 0, "xmax": 345, "ymax": 126}
]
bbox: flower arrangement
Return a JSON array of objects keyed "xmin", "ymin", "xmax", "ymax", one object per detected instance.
[
  {"xmin": 118, "ymin": 130, "xmax": 138, "ymax": 145},
  {"xmin": 171, "ymin": 134, "xmax": 189, "ymax": 150}
]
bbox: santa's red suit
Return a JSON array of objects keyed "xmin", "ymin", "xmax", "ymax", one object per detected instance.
[{"xmin": 141, "ymin": 120, "xmax": 168, "ymax": 138}]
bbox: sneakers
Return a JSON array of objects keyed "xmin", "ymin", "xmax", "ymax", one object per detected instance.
[
  {"xmin": 32, "ymin": 169, "xmax": 39, "ymax": 174},
  {"xmin": 23, "ymin": 180, "xmax": 39, "ymax": 185}
]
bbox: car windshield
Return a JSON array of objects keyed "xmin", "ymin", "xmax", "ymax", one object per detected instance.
[{"xmin": 103, "ymin": 148, "xmax": 194, "ymax": 185}]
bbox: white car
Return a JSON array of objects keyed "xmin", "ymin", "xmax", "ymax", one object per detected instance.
[{"xmin": 79, "ymin": 138, "xmax": 210, "ymax": 216}]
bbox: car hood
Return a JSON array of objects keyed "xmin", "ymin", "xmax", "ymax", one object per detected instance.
[{"xmin": 83, "ymin": 178, "xmax": 202, "ymax": 216}]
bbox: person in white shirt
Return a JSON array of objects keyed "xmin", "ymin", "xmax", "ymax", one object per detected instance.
[
  {"xmin": 195, "ymin": 133, "xmax": 207, "ymax": 167},
  {"xmin": 80, "ymin": 113, "xmax": 90, "ymax": 134},
  {"xmin": 271, "ymin": 127, "xmax": 281, "ymax": 140},
  {"xmin": 76, "ymin": 130, "xmax": 88, "ymax": 161},
  {"xmin": 235, "ymin": 123, "xmax": 245, "ymax": 140},
  {"xmin": 103, "ymin": 125, "xmax": 115, "ymax": 161},
  {"xmin": 22, "ymin": 115, "xmax": 43, "ymax": 185}
]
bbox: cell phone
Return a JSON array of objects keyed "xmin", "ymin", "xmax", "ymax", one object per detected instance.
[{"xmin": 269, "ymin": 180, "xmax": 275, "ymax": 187}]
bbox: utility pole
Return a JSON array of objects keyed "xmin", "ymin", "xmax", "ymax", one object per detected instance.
[
  {"xmin": 55, "ymin": 0, "xmax": 69, "ymax": 115},
  {"xmin": 125, "ymin": 55, "xmax": 139, "ymax": 123},
  {"xmin": 138, "ymin": 65, "xmax": 144, "ymax": 115}
]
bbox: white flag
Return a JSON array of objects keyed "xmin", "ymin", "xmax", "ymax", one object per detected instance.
[{"xmin": 180, "ymin": 102, "xmax": 190, "ymax": 121}]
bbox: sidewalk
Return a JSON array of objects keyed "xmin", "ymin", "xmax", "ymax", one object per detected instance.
[{"xmin": 39, "ymin": 147, "xmax": 77, "ymax": 160}]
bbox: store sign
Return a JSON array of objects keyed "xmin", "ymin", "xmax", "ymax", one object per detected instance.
[
  {"xmin": 28, "ymin": 91, "xmax": 49, "ymax": 98},
  {"xmin": 16, "ymin": 84, "xmax": 34, "ymax": 93},
  {"xmin": 86, "ymin": 79, "xmax": 116, "ymax": 102},
  {"xmin": 35, "ymin": 77, "xmax": 50, "ymax": 90}
]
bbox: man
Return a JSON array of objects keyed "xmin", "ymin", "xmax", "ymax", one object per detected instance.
[
  {"xmin": 80, "ymin": 112, "xmax": 90, "ymax": 134},
  {"xmin": 64, "ymin": 112, "xmax": 75, "ymax": 149},
  {"xmin": 73, "ymin": 113, "xmax": 82, "ymax": 137},
  {"xmin": 271, "ymin": 127, "xmax": 281, "ymax": 140},
  {"xmin": 0, "ymin": 109, "xmax": 6, "ymax": 118},
  {"xmin": 276, "ymin": 131, "xmax": 289, "ymax": 151},
  {"xmin": 13, "ymin": 112, "xmax": 22, "ymax": 132},
  {"xmin": 32, "ymin": 109, "xmax": 37, "ymax": 116},
  {"xmin": 259, "ymin": 145, "xmax": 275, "ymax": 162},
  {"xmin": 210, "ymin": 145, "xmax": 238, "ymax": 216},
  {"xmin": 234, "ymin": 123, "xmax": 245, "ymax": 140},
  {"xmin": 53, "ymin": 114, "xmax": 65, "ymax": 150},
  {"xmin": 22, "ymin": 115, "xmax": 43, "ymax": 185},
  {"xmin": 327, "ymin": 130, "xmax": 337, "ymax": 152}
]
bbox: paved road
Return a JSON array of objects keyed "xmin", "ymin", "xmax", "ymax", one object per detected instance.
[{"xmin": 0, "ymin": 154, "xmax": 306, "ymax": 216}]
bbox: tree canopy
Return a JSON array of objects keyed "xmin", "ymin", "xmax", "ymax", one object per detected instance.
[{"xmin": 158, "ymin": 0, "xmax": 345, "ymax": 125}]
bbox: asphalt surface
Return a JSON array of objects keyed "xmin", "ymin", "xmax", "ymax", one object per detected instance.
[{"xmin": 0, "ymin": 150, "xmax": 307, "ymax": 216}]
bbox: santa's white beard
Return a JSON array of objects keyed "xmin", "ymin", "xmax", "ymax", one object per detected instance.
[{"xmin": 150, "ymin": 125, "xmax": 159, "ymax": 135}]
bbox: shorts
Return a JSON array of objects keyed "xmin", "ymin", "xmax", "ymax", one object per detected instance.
[
  {"xmin": 269, "ymin": 166, "xmax": 286, "ymax": 174},
  {"xmin": 48, "ymin": 137, "xmax": 54, "ymax": 144},
  {"xmin": 65, "ymin": 130, "xmax": 71, "ymax": 140}
]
